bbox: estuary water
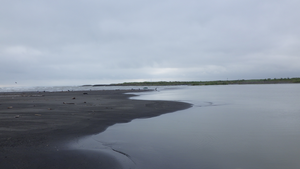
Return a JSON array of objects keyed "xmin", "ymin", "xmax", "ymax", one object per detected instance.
[
  {"xmin": 72, "ymin": 84, "xmax": 300, "ymax": 169},
  {"xmin": 0, "ymin": 85, "xmax": 148, "ymax": 92}
]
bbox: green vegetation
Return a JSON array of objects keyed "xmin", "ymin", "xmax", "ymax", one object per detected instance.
[{"xmin": 109, "ymin": 77, "xmax": 300, "ymax": 86}]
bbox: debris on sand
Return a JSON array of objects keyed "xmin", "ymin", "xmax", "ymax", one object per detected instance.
[{"xmin": 63, "ymin": 102, "xmax": 75, "ymax": 104}]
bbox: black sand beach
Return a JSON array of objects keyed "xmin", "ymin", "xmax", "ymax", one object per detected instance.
[{"xmin": 0, "ymin": 90, "xmax": 191, "ymax": 169}]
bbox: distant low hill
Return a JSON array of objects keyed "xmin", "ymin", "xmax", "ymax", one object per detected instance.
[{"xmin": 99, "ymin": 77, "xmax": 300, "ymax": 86}]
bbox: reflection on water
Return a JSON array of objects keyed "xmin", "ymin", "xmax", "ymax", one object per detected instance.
[{"xmin": 72, "ymin": 84, "xmax": 300, "ymax": 169}]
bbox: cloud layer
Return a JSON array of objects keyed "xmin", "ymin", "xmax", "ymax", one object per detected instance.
[{"xmin": 1, "ymin": 0, "xmax": 300, "ymax": 86}]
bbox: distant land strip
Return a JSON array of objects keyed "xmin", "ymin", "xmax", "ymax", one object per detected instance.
[{"xmin": 88, "ymin": 77, "xmax": 300, "ymax": 87}]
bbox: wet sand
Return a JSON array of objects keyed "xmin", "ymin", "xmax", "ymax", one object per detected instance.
[{"xmin": 0, "ymin": 90, "xmax": 191, "ymax": 169}]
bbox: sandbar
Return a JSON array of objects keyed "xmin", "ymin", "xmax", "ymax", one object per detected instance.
[{"xmin": 0, "ymin": 90, "xmax": 191, "ymax": 168}]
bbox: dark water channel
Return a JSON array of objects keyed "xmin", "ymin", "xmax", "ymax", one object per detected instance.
[{"xmin": 71, "ymin": 84, "xmax": 300, "ymax": 169}]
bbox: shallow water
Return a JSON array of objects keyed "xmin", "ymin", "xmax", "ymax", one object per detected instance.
[
  {"xmin": 0, "ymin": 85, "xmax": 158, "ymax": 92},
  {"xmin": 72, "ymin": 84, "xmax": 300, "ymax": 169}
]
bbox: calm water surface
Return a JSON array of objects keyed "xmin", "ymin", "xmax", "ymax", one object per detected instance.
[{"xmin": 72, "ymin": 84, "xmax": 300, "ymax": 169}]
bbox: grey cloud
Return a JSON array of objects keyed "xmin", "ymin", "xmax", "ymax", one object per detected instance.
[{"xmin": 1, "ymin": 0, "xmax": 300, "ymax": 86}]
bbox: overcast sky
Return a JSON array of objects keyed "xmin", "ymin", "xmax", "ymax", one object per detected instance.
[{"xmin": 1, "ymin": 0, "xmax": 300, "ymax": 86}]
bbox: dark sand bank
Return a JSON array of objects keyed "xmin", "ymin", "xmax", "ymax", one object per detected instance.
[{"xmin": 0, "ymin": 90, "xmax": 191, "ymax": 169}]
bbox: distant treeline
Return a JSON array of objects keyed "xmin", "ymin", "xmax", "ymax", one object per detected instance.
[{"xmin": 107, "ymin": 77, "xmax": 300, "ymax": 86}]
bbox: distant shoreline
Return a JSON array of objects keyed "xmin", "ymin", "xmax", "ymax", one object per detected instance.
[{"xmin": 89, "ymin": 77, "xmax": 300, "ymax": 86}]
